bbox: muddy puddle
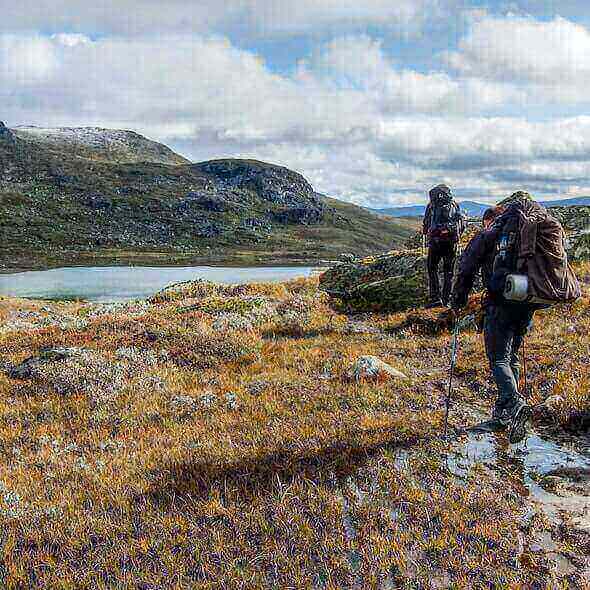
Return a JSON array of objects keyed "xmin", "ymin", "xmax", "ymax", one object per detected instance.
[
  {"xmin": 448, "ymin": 430, "xmax": 590, "ymax": 532},
  {"xmin": 327, "ymin": 431, "xmax": 590, "ymax": 586}
]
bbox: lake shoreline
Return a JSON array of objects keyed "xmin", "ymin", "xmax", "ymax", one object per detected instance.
[{"xmin": 0, "ymin": 251, "xmax": 338, "ymax": 276}]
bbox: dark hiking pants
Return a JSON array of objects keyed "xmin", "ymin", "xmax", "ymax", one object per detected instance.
[
  {"xmin": 484, "ymin": 304, "xmax": 536, "ymax": 419},
  {"xmin": 427, "ymin": 240, "xmax": 457, "ymax": 304}
]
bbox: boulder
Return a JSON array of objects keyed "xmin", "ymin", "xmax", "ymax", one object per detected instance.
[
  {"xmin": 319, "ymin": 250, "xmax": 428, "ymax": 312},
  {"xmin": 346, "ymin": 355, "xmax": 408, "ymax": 382},
  {"xmin": 570, "ymin": 232, "xmax": 590, "ymax": 261}
]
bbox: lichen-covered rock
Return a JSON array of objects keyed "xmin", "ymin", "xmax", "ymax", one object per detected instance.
[
  {"xmin": 570, "ymin": 232, "xmax": 590, "ymax": 261},
  {"xmin": 4, "ymin": 346, "xmax": 166, "ymax": 405},
  {"xmin": 319, "ymin": 249, "xmax": 428, "ymax": 312},
  {"xmin": 6, "ymin": 347, "xmax": 89, "ymax": 380},
  {"xmin": 550, "ymin": 206, "xmax": 590, "ymax": 233},
  {"xmin": 346, "ymin": 355, "xmax": 408, "ymax": 382}
]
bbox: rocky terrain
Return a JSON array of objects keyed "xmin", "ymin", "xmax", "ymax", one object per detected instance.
[
  {"xmin": 0, "ymin": 123, "xmax": 417, "ymax": 271},
  {"xmin": 0, "ymin": 263, "xmax": 588, "ymax": 587}
]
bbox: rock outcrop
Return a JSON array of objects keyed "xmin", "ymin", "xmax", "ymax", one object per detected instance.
[
  {"xmin": 319, "ymin": 249, "xmax": 428, "ymax": 312},
  {"xmin": 570, "ymin": 232, "xmax": 590, "ymax": 261},
  {"xmin": 550, "ymin": 206, "xmax": 590, "ymax": 260},
  {"xmin": 193, "ymin": 159, "xmax": 321, "ymax": 208},
  {"xmin": 0, "ymin": 122, "xmax": 16, "ymax": 145},
  {"xmin": 193, "ymin": 159, "xmax": 327, "ymax": 225}
]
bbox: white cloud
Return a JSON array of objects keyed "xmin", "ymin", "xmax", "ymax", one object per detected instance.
[
  {"xmin": 300, "ymin": 36, "xmax": 520, "ymax": 115},
  {"xmin": 3, "ymin": 26, "xmax": 590, "ymax": 206},
  {"xmin": 0, "ymin": 35, "xmax": 59, "ymax": 84},
  {"xmin": 3, "ymin": 0, "xmax": 450, "ymax": 37},
  {"xmin": 445, "ymin": 15, "xmax": 590, "ymax": 88},
  {"xmin": 247, "ymin": 0, "xmax": 445, "ymax": 34},
  {"xmin": 377, "ymin": 116, "xmax": 590, "ymax": 163},
  {"xmin": 1, "ymin": 33, "xmax": 512, "ymax": 142}
]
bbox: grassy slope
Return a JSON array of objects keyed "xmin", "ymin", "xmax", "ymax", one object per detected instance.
[
  {"xmin": 0, "ymin": 265, "xmax": 588, "ymax": 587},
  {"xmin": 0, "ymin": 140, "xmax": 417, "ymax": 270}
]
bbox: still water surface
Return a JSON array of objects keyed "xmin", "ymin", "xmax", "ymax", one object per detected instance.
[{"xmin": 0, "ymin": 266, "xmax": 317, "ymax": 303}]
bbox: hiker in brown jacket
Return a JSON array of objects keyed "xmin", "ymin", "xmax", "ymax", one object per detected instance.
[{"xmin": 451, "ymin": 193, "xmax": 539, "ymax": 442}]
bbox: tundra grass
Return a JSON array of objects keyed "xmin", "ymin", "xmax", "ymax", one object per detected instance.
[{"xmin": 0, "ymin": 271, "xmax": 588, "ymax": 588}]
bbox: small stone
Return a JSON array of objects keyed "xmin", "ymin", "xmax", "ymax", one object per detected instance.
[
  {"xmin": 346, "ymin": 355, "xmax": 409, "ymax": 382},
  {"xmin": 224, "ymin": 392, "xmax": 238, "ymax": 410}
]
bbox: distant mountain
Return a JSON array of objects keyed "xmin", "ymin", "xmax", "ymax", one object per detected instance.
[
  {"xmin": 374, "ymin": 197, "xmax": 590, "ymax": 218},
  {"xmin": 372, "ymin": 204, "xmax": 428, "ymax": 218},
  {"xmin": 544, "ymin": 197, "xmax": 590, "ymax": 208},
  {"xmin": 0, "ymin": 123, "xmax": 417, "ymax": 271},
  {"xmin": 373, "ymin": 200, "xmax": 489, "ymax": 218}
]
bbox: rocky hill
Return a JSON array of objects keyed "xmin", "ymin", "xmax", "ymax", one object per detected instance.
[
  {"xmin": 0, "ymin": 123, "xmax": 417, "ymax": 271},
  {"xmin": 11, "ymin": 125, "xmax": 190, "ymax": 165}
]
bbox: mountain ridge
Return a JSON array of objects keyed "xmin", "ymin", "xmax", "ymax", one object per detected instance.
[{"xmin": 11, "ymin": 125, "xmax": 191, "ymax": 166}]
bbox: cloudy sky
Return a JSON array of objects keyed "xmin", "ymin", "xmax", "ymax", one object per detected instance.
[{"xmin": 3, "ymin": 1, "xmax": 590, "ymax": 206}]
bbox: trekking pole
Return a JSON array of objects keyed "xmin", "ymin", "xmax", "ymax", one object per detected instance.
[
  {"xmin": 443, "ymin": 313, "xmax": 476, "ymax": 438},
  {"xmin": 443, "ymin": 319, "xmax": 460, "ymax": 438},
  {"xmin": 522, "ymin": 341, "xmax": 528, "ymax": 400}
]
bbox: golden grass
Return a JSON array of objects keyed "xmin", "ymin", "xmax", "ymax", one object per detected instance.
[{"xmin": 0, "ymin": 271, "xmax": 588, "ymax": 588}]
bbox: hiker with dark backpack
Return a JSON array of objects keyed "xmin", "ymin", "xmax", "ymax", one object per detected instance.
[
  {"xmin": 423, "ymin": 185, "xmax": 466, "ymax": 308},
  {"xmin": 451, "ymin": 192, "xmax": 581, "ymax": 443}
]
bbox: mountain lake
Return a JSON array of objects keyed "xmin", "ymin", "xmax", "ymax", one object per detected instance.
[{"xmin": 0, "ymin": 266, "xmax": 319, "ymax": 303}]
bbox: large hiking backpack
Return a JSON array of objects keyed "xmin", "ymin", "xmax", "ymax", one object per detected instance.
[
  {"xmin": 429, "ymin": 192, "xmax": 460, "ymax": 244},
  {"xmin": 491, "ymin": 203, "xmax": 581, "ymax": 305}
]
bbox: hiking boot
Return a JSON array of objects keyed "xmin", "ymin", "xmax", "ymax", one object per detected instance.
[
  {"xmin": 425, "ymin": 299, "xmax": 443, "ymax": 309},
  {"xmin": 508, "ymin": 404, "xmax": 532, "ymax": 444}
]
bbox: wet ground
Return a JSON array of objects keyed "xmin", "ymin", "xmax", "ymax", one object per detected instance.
[
  {"xmin": 448, "ymin": 428, "xmax": 590, "ymax": 579},
  {"xmin": 329, "ymin": 414, "xmax": 590, "ymax": 585}
]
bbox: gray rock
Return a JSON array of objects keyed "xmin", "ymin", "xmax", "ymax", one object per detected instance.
[
  {"xmin": 271, "ymin": 206, "xmax": 325, "ymax": 225},
  {"xmin": 346, "ymin": 355, "xmax": 409, "ymax": 382},
  {"xmin": 180, "ymin": 192, "xmax": 231, "ymax": 213}
]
